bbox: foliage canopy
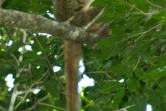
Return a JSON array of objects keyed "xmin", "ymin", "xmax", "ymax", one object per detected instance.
[{"xmin": 0, "ymin": 0, "xmax": 166, "ymax": 111}]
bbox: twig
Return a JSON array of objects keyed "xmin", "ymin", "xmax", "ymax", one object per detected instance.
[
  {"xmin": 14, "ymin": 85, "xmax": 33, "ymax": 110},
  {"xmin": 8, "ymin": 85, "xmax": 18, "ymax": 111},
  {"xmin": 134, "ymin": 56, "xmax": 140, "ymax": 70},
  {"xmin": 8, "ymin": 29, "xmax": 27, "ymax": 111},
  {"xmin": 146, "ymin": 0, "xmax": 162, "ymax": 9},
  {"xmin": 11, "ymin": 53, "xmax": 20, "ymax": 66},
  {"xmin": 87, "ymin": 71, "xmax": 106, "ymax": 74},
  {"xmin": 34, "ymin": 36, "xmax": 52, "ymax": 66},
  {"xmin": 114, "ymin": 104, "xmax": 135, "ymax": 111},
  {"xmin": 84, "ymin": 7, "xmax": 106, "ymax": 30},
  {"xmin": 15, "ymin": 69, "xmax": 49, "ymax": 110},
  {"xmin": 37, "ymin": 95, "xmax": 49, "ymax": 103},
  {"xmin": 0, "ymin": 105, "xmax": 7, "ymax": 111},
  {"xmin": 18, "ymin": 29, "xmax": 27, "ymax": 64},
  {"xmin": 135, "ymin": 24, "xmax": 161, "ymax": 41},
  {"xmin": 23, "ymin": 95, "xmax": 51, "ymax": 111},
  {"xmin": 38, "ymin": 103, "xmax": 66, "ymax": 111},
  {"xmin": 120, "ymin": 24, "xmax": 161, "ymax": 42},
  {"xmin": 34, "ymin": 36, "xmax": 65, "ymax": 91},
  {"xmin": 125, "ymin": 1, "xmax": 146, "ymax": 15}
]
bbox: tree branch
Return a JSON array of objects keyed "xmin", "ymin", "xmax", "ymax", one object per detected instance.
[
  {"xmin": 0, "ymin": 105, "xmax": 7, "ymax": 111},
  {"xmin": 0, "ymin": 0, "xmax": 5, "ymax": 7},
  {"xmin": 0, "ymin": 9, "xmax": 103, "ymax": 43},
  {"xmin": 8, "ymin": 29, "xmax": 27, "ymax": 111}
]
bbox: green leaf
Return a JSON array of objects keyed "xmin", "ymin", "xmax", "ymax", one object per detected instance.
[
  {"xmin": 100, "ymin": 81, "xmax": 122, "ymax": 94},
  {"xmin": 44, "ymin": 78, "xmax": 61, "ymax": 99},
  {"xmin": 128, "ymin": 94, "xmax": 147, "ymax": 111},
  {"xmin": 141, "ymin": 67, "xmax": 166, "ymax": 81},
  {"xmin": 92, "ymin": 0, "xmax": 114, "ymax": 7},
  {"xmin": 143, "ymin": 87, "xmax": 161, "ymax": 105},
  {"xmin": 152, "ymin": 10, "xmax": 166, "ymax": 25},
  {"xmin": 5, "ymin": 0, "xmax": 52, "ymax": 14},
  {"xmin": 0, "ymin": 91, "xmax": 6, "ymax": 100},
  {"xmin": 127, "ymin": 79, "xmax": 140, "ymax": 93},
  {"xmin": 96, "ymin": 37, "xmax": 122, "ymax": 60},
  {"xmin": 112, "ymin": 89, "xmax": 125, "ymax": 108},
  {"xmin": 16, "ymin": 74, "xmax": 31, "ymax": 83},
  {"xmin": 149, "ymin": 54, "xmax": 166, "ymax": 62},
  {"xmin": 129, "ymin": 0, "xmax": 149, "ymax": 11},
  {"xmin": 0, "ymin": 62, "xmax": 15, "ymax": 75},
  {"xmin": 86, "ymin": 106, "xmax": 103, "ymax": 111}
]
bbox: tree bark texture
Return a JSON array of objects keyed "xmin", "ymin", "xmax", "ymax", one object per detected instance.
[{"xmin": 0, "ymin": 9, "xmax": 101, "ymax": 43}]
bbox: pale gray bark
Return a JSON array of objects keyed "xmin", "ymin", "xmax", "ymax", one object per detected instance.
[{"xmin": 0, "ymin": 9, "xmax": 101, "ymax": 43}]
